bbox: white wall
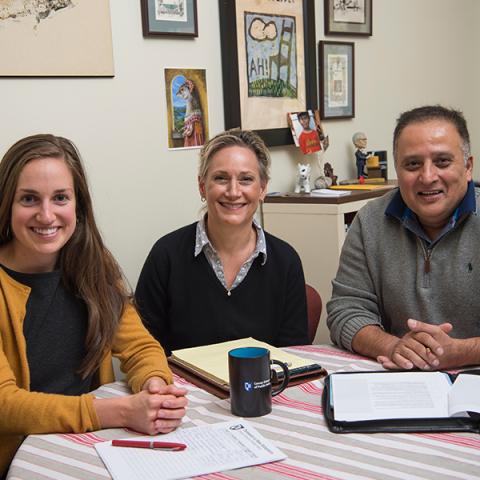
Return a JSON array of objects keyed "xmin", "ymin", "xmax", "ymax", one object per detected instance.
[{"xmin": 0, "ymin": 0, "xmax": 478, "ymax": 287}]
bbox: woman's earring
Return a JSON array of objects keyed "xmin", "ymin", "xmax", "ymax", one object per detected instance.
[{"xmin": 201, "ymin": 197, "xmax": 206, "ymax": 203}]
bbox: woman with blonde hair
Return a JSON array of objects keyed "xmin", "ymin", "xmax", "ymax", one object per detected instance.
[
  {"xmin": 136, "ymin": 128, "xmax": 308, "ymax": 355},
  {"xmin": 0, "ymin": 134, "xmax": 187, "ymax": 475}
]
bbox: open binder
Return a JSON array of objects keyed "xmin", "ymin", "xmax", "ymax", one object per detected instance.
[{"xmin": 322, "ymin": 370, "xmax": 480, "ymax": 434}]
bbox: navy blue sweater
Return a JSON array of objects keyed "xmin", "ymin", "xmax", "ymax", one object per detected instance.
[{"xmin": 135, "ymin": 223, "xmax": 309, "ymax": 355}]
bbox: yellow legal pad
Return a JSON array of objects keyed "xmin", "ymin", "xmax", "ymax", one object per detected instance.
[{"xmin": 169, "ymin": 337, "xmax": 316, "ymax": 388}]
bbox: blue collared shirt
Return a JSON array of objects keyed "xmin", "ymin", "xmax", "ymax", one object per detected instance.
[
  {"xmin": 194, "ymin": 216, "xmax": 267, "ymax": 294},
  {"xmin": 385, "ymin": 180, "xmax": 476, "ymax": 247}
]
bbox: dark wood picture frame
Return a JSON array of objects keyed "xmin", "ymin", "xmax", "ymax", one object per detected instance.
[
  {"xmin": 140, "ymin": 0, "xmax": 198, "ymax": 37},
  {"xmin": 324, "ymin": 0, "xmax": 372, "ymax": 36},
  {"xmin": 218, "ymin": 0, "xmax": 317, "ymax": 147},
  {"xmin": 319, "ymin": 41, "xmax": 355, "ymax": 120}
]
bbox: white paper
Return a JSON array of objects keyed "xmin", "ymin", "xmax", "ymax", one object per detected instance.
[
  {"xmin": 310, "ymin": 188, "xmax": 351, "ymax": 197},
  {"xmin": 95, "ymin": 420, "xmax": 286, "ymax": 480},
  {"xmin": 449, "ymin": 373, "xmax": 480, "ymax": 416},
  {"xmin": 332, "ymin": 372, "xmax": 451, "ymax": 421}
]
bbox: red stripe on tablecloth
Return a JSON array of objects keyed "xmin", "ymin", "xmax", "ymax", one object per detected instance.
[
  {"xmin": 289, "ymin": 345, "xmax": 370, "ymax": 361},
  {"xmin": 196, "ymin": 473, "xmax": 237, "ymax": 479},
  {"xmin": 259, "ymin": 461, "xmax": 339, "ymax": 480},
  {"xmin": 273, "ymin": 392, "xmax": 323, "ymax": 414},
  {"xmin": 58, "ymin": 432, "xmax": 105, "ymax": 447},
  {"xmin": 298, "ymin": 382, "xmax": 324, "ymax": 395},
  {"xmin": 416, "ymin": 432, "xmax": 480, "ymax": 449}
]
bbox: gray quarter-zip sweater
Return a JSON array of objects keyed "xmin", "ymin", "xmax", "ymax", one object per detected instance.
[{"xmin": 327, "ymin": 185, "xmax": 480, "ymax": 351}]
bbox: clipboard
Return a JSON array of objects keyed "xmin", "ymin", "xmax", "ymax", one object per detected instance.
[{"xmin": 322, "ymin": 370, "xmax": 480, "ymax": 434}]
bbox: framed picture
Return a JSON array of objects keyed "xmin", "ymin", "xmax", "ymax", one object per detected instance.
[
  {"xmin": 319, "ymin": 41, "xmax": 355, "ymax": 120},
  {"xmin": 219, "ymin": 0, "xmax": 317, "ymax": 147},
  {"xmin": 324, "ymin": 0, "xmax": 372, "ymax": 36},
  {"xmin": 141, "ymin": 0, "xmax": 198, "ymax": 37},
  {"xmin": 0, "ymin": 0, "xmax": 114, "ymax": 77}
]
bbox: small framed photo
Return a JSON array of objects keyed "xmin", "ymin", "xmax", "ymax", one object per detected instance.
[
  {"xmin": 324, "ymin": 0, "xmax": 372, "ymax": 36},
  {"xmin": 140, "ymin": 0, "xmax": 198, "ymax": 37},
  {"xmin": 319, "ymin": 41, "xmax": 355, "ymax": 120}
]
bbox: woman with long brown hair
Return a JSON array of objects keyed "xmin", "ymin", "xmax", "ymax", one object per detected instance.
[{"xmin": 0, "ymin": 134, "xmax": 187, "ymax": 476}]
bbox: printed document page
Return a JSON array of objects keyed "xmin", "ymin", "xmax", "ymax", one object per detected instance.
[
  {"xmin": 332, "ymin": 372, "xmax": 451, "ymax": 421},
  {"xmin": 95, "ymin": 420, "xmax": 286, "ymax": 480}
]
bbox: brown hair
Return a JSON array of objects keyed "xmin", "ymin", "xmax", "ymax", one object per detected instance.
[
  {"xmin": 198, "ymin": 128, "xmax": 270, "ymax": 185},
  {"xmin": 0, "ymin": 134, "xmax": 129, "ymax": 377}
]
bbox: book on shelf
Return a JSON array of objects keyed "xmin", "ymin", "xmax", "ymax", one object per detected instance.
[
  {"xmin": 168, "ymin": 337, "xmax": 326, "ymax": 397},
  {"xmin": 322, "ymin": 370, "xmax": 480, "ymax": 434}
]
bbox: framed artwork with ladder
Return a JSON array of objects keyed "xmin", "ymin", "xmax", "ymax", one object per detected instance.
[{"xmin": 219, "ymin": 0, "xmax": 317, "ymax": 147}]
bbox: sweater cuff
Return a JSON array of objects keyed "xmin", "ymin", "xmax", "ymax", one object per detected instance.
[
  {"xmin": 341, "ymin": 318, "xmax": 384, "ymax": 352},
  {"xmin": 130, "ymin": 369, "xmax": 174, "ymax": 393}
]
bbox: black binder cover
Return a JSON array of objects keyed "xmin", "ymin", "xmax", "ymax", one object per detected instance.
[{"xmin": 322, "ymin": 370, "xmax": 480, "ymax": 434}]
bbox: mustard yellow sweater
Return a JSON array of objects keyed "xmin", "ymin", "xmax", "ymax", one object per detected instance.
[{"xmin": 0, "ymin": 267, "xmax": 173, "ymax": 476}]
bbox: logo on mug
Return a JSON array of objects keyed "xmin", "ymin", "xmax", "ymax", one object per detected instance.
[{"xmin": 244, "ymin": 382, "xmax": 253, "ymax": 392}]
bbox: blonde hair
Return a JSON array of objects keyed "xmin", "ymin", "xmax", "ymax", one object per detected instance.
[{"xmin": 198, "ymin": 128, "xmax": 270, "ymax": 185}]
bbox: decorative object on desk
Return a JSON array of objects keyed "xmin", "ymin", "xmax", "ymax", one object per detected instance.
[
  {"xmin": 367, "ymin": 149, "xmax": 388, "ymax": 180},
  {"xmin": 314, "ymin": 176, "xmax": 332, "ymax": 189},
  {"xmin": 319, "ymin": 41, "xmax": 354, "ymax": 120},
  {"xmin": 324, "ymin": 162, "xmax": 338, "ymax": 185},
  {"xmin": 324, "ymin": 0, "xmax": 373, "ymax": 36},
  {"xmin": 164, "ymin": 68, "xmax": 209, "ymax": 149},
  {"xmin": 140, "ymin": 0, "xmax": 198, "ymax": 37},
  {"xmin": 352, "ymin": 131, "xmax": 370, "ymax": 179},
  {"xmin": 219, "ymin": 0, "xmax": 317, "ymax": 147},
  {"xmin": 229, "ymin": 347, "xmax": 289, "ymax": 417},
  {"xmin": 0, "ymin": 0, "xmax": 114, "ymax": 76},
  {"xmin": 294, "ymin": 163, "xmax": 311, "ymax": 193}
]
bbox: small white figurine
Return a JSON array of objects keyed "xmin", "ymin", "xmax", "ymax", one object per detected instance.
[{"xmin": 294, "ymin": 163, "xmax": 311, "ymax": 193}]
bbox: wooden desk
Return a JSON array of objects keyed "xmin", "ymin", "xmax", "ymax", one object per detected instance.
[
  {"xmin": 262, "ymin": 187, "xmax": 397, "ymax": 343},
  {"xmin": 8, "ymin": 345, "xmax": 480, "ymax": 480}
]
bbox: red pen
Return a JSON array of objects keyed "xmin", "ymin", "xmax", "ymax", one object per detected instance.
[{"xmin": 111, "ymin": 439, "xmax": 187, "ymax": 451}]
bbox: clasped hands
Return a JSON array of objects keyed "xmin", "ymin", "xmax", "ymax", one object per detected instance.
[
  {"xmin": 377, "ymin": 318, "xmax": 459, "ymax": 371},
  {"xmin": 127, "ymin": 377, "xmax": 188, "ymax": 435}
]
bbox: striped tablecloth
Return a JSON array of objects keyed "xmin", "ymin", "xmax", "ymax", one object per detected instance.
[{"xmin": 7, "ymin": 344, "xmax": 480, "ymax": 480}]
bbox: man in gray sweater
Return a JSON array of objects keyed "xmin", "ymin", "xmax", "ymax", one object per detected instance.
[{"xmin": 327, "ymin": 105, "xmax": 479, "ymax": 370}]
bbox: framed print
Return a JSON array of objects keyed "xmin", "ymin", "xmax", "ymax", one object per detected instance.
[
  {"xmin": 319, "ymin": 41, "xmax": 354, "ymax": 119},
  {"xmin": 141, "ymin": 0, "xmax": 198, "ymax": 37},
  {"xmin": 219, "ymin": 0, "xmax": 317, "ymax": 147},
  {"xmin": 324, "ymin": 0, "xmax": 372, "ymax": 36},
  {"xmin": 0, "ymin": 0, "xmax": 114, "ymax": 77}
]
